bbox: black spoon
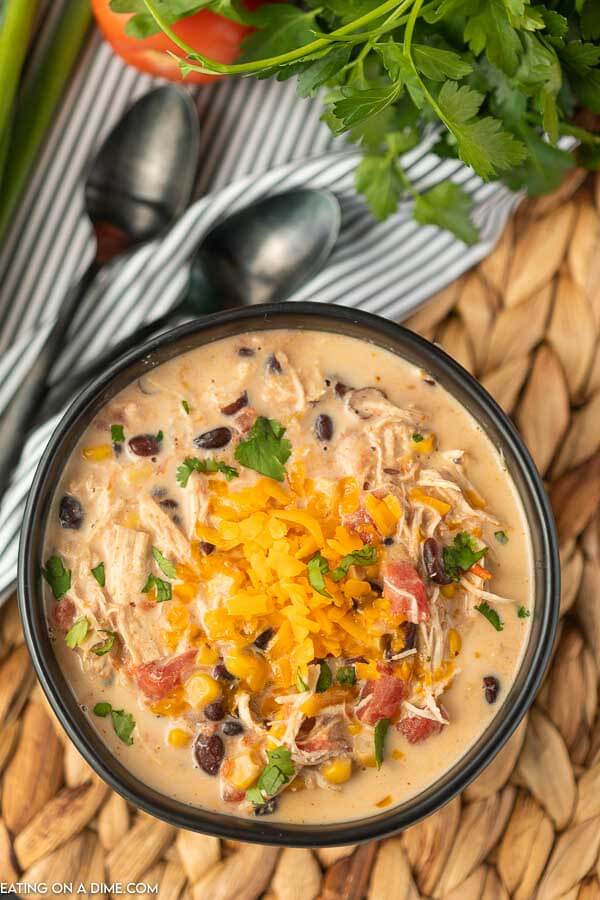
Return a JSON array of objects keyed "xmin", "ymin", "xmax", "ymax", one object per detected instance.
[
  {"xmin": 0, "ymin": 86, "xmax": 200, "ymax": 500},
  {"xmin": 42, "ymin": 188, "xmax": 341, "ymax": 419}
]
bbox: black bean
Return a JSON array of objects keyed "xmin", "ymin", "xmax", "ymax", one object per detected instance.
[
  {"xmin": 222, "ymin": 719, "xmax": 244, "ymax": 736},
  {"xmin": 200, "ymin": 541, "xmax": 216, "ymax": 556},
  {"xmin": 383, "ymin": 467, "xmax": 400, "ymax": 476},
  {"xmin": 152, "ymin": 487, "xmax": 168, "ymax": 498},
  {"xmin": 159, "ymin": 498, "xmax": 178, "ymax": 509},
  {"xmin": 193, "ymin": 427, "xmax": 232, "ymax": 450},
  {"xmin": 238, "ymin": 347, "xmax": 255, "ymax": 357},
  {"xmin": 254, "ymin": 797, "xmax": 278, "ymax": 816},
  {"xmin": 254, "ymin": 628, "xmax": 274, "ymax": 650},
  {"xmin": 266, "ymin": 353, "xmax": 282, "ymax": 374},
  {"xmin": 129, "ymin": 434, "xmax": 160, "ymax": 457},
  {"xmin": 221, "ymin": 392, "xmax": 248, "ymax": 416},
  {"xmin": 314, "ymin": 413, "xmax": 334, "ymax": 442},
  {"xmin": 483, "ymin": 675, "xmax": 500, "ymax": 704},
  {"xmin": 193, "ymin": 733, "xmax": 224, "ymax": 776},
  {"xmin": 213, "ymin": 662, "xmax": 235, "ymax": 681},
  {"xmin": 403, "ymin": 622, "xmax": 418, "ymax": 651},
  {"xmin": 204, "ymin": 700, "xmax": 226, "ymax": 722},
  {"xmin": 59, "ymin": 495, "xmax": 84, "ymax": 530},
  {"xmin": 334, "ymin": 382, "xmax": 349, "ymax": 397},
  {"xmin": 383, "ymin": 536, "xmax": 394, "ymax": 546},
  {"xmin": 423, "ymin": 538, "xmax": 452, "ymax": 585}
]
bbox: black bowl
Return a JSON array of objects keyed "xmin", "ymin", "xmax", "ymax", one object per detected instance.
[{"xmin": 18, "ymin": 302, "xmax": 559, "ymax": 846}]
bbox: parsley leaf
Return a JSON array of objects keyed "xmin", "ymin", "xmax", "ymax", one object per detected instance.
[
  {"xmin": 337, "ymin": 665, "xmax": 357, "ymax": 685},
  {"xmin": 42, "ymin": 555, "xmax": 71, "ymax": 599},
  {"xmin": 475, "ymin": 601, "xmax": 504, "ymax": 632},
  {"xmin": 65, "ymin": 617, "xmax": 89, "ymax": 649},
  {"xmin": 94, "ymin": 700, "xmax": 136, "ymax": 744},
  {"xmin": 518, "ymin": 606, "xmax": 530, "ymax": 619},
  {"xmin": 93, "ymin": 701, "xmax": 112, "ymax": 717},
  {"xmin": 242, "ymin": 5, "xmax": 317, "ymax": 61},
  {"xmin": 355, "ymin": 154, "xmax": 403, "ymax": 221},
  {"xmin": 374, "ymin": 718, "xmax": 390, "ymax": 769},
  {"xmin": 142, "ymin": 574, "xmax": 172, "ymax": 603},
  {"xmin": 247, "ymin": 746, "xmax": 295, "ymax": 805},
  {"xmin": 412, "ymin": 44, "xmax": 473, "ymax": 81},
  {"xmin": 111, "ymin": 424, "xmax": 125, "ymax": 443},
  {"xmin": 412, "ymin": 432, "xmax": 424, "ymax": 442},
  {"xmin": 414, "ymin": 182, "xmax": 479, "ymax": 246},
  {"xmin": 92, "ymin": 630, "xmax": 118, "ymax": 656},
  {"xmin": 331, "ymin": 545, "xmax": 378, "ymax": 582},
  {"xmin": 156, "ymin": 430, "xmax": 164, "ymax": 443},
  {"xmin": 443, "ymin": 533, "xmax": 487, "ymax": 582},
  {"xmin": 152, "ymin": 546, "xmax": 177, "ymax": 579},
  {"xmin": 181, "ymin": 400, "xmax": 190, "ymax": 415},
  {"xmin": 494, "ymin": 531, "xmax": 509, "ymax": 545},
  {"xmin": 91, "ymin": 562, "xmax": 106, "ymax": 587},
  {"xmin": 234, "ymin": 417, "xmax": 291, "ymax": 482},
  {"xmin": 316, "ymin": 661, "xmax": 333, "ymax": 692},
  {"xmin": 307, "ymin": 552, "xmax": 332, "ymax": 597},
  {"xmin": 176, "ymin": 456, "xmax": 239, "ymax": 487}
]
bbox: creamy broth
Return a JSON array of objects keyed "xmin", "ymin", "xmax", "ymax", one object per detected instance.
[{"xmin": 45, "ymin": 330, "xmax": 532, "ymax": 823}]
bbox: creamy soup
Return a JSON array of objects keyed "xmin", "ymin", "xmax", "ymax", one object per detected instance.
[{"xmin": 44, "ymin": 330, "xmax": 532, "ymax": 823}]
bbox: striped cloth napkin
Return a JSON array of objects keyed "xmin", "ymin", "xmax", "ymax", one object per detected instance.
[{"xmin": 0, "ymin": 30, "xmax": 522, "ymax": 605}]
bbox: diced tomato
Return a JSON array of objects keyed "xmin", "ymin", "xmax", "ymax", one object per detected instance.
[
  {"xmin": 52, "ymin": 598, "xmax": 76, "ymax": 631},
  {"xmin": 222, "ymin": 784, "xmax": 246, "ymax": 804},
  {"xmin": 397, "ymin": 715, "xmax": 444, "ymax": 744},
  {"xmin": 383, "ymin": 561, "xmax": 430, "ymax": 623},
  {"xmin": 358, "ymin": 674, "xmax": 407, "ymax": 726},
  {"xmin": 135, "ymin": 650, "xmax": 196, "ymax": 701}
]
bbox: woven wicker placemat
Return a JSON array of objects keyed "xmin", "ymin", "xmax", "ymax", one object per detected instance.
[{"xmin": 1, "ymin": 170, "xmax": 600, "ymax": 899}]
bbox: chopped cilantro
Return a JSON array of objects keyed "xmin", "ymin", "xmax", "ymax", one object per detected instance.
[
  {"xmin": 234, "ymin": 416, "xmax": 292, "ymax": 482},
  {"xmin": 411, "ymin": 432, "xmax": 424, "ymax": 442},
  {"xmin": 374, "ymin": 718, "xmax": 390, "ymax": 769},
  {"xmin": 93, "ymin": 702, "xmax": 135, "ymax": 745},
  {"xmin": 307, "ymin": 552, "xmax": 331, "ymax": 597},
  {"xmin": 475, "ymin": 601, "xmax": 504, "ymax": 632},
  {"xmin": 92, "ymin": 630, "xmax": 117, "ymax": 656},
  {"xmin": 111, "ymin": 424, "xmax": 125, "ymax": 443},
  {"xmin": 337, "ymin": 665, "xmax": 357, "ymax": 686},
  {"xmin": 176, "ymin": 456, "xmax": 239, "ymax": 488},
  {"xmin": 518, "ymin": 606, "xmax": 530, "ymax": 619},
  {"xmin": 316, "ymin": 661, "xmax": 333, "ymax": 692},
  {"xmin": 152, "ymin": 546, "xmax": 177, "ymax": 579},
  {"xmin": 65, "ymin": 617, "xmax": 89, "ymax": 649},
  {"xmin": 331, "ymin": 545, "xmax": 378, "ymax": 582},
  {"xmin": 181, "ymin": 400, "xmax": 190, "ymax": 415},
  {"xmin": 91, "ymin": 562, "xmax": 105, "ymax": 587},
  {"xmin": 494, "ymin": 530, "xmax": 509, "ymax": 545},
  {"xmin": 443, "ymin": 532, "xmax": 487, "ymax": 582},
  {"xmin": 42, "ymin": 555, "xmax": 71, "ymax": 599},
  {"xmin": 247, "ymin": 746, "xmax": 295, "ymax": 806},
  {"xmin": 93, "ymin": 702, "xmax": 112, "ymax": 717},
  {"xmin": 142, "ymin": 574, "xmax": 172, "ymax": 603}
]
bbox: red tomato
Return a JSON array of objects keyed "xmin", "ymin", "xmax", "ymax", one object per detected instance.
[
  {"xmin": 397, "ymin": 715, "xmax": 444, "ymax": 744},
  {"xmin": 91, "ymin": 0, "xmax": 255, "ymax": 83},
  {"xmin": 52, "ymin": 598, "xmax": 76, "ymax": 631},
  {"xmin": 383, "ymin": 561, "xmax": 430, "ymax": 624},
  {"xmin": 135, "ymin": 650, "xmax": 196, "ymax": 700},
  {"xmin": 358, "ymin": 674, "xmax": 407, "ymax": 726}
]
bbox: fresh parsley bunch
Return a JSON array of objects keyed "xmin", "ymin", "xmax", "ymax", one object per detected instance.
[{"xmin": 129, "ymin": 0, "xmax": 599, "ymax": 242}]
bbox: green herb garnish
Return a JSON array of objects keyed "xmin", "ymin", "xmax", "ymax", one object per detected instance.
[
  {"xmin": 91, "ymin": 562, "xmax": 105, "ymax": 587},
  {"xmin": 316, "ymin": 661, "xmax": 333, "ymax": 692},
  {"xmin": 111, "ymin": 424, "xmax": 125, "ymax": 443},
  {"xmin": 331, "ymin": 545, "xmax": 378, "ymax": 582},
  {"xmin": 475, "ymin": 601, "xmax": 504, "ymax": 632},
  {"xmin": 411, "ymin": 432, "xmax": 424, "ymax": 443},
  {"xmin": 518, "ymin": 606, "xmax": 530, "ymax": 619},
  {"xmin": 176, "ymin": 456, "xmax": 239, "ymax": 488},
  {"xmin": 181, "ymin": 400, "xmax": 190, "ymax": 415},
  {"xmin": 443, "ymin": 532, "xmax": 487, "ymax": 582},
  {"xmin": 92, "ymin": 630, "xmax": 118, "ymax": 656},
  {"xmin": 307, "ymin": 552, "xmax": 331, "ymax": 598},
  {"xmin": 374, "ymin": 718, "xmax": 390, "ymax": 769},
  {"xmin": 247, "ymin": 746, "xmax": 295, "ymax": 806},
  {"xmin": 142, "ymin": 574, "xmax": 172, "ymax": 603},
  {"xmin": 93, "ymin": 702, "xmax": 135, "ymax": 745},
  {"xmin": 156, "ymin": 430, "xmax": 164, "ymax": 443},
  {"xmin": 42, "ymin": 555, "xmax": 71, "ymax": 599},
  {"xmin": 65, "ymin": 617, "xmax": 89, "ymax": 649},
  {"xmin": 152, "ymin": 546, "xmax": 177, "ymax": 579},
  {"xmin": 495, "ymin": 531, "xmax": 509, "ymax": 545},
  {"xmin": 337, "ymin": 665, "xmax": 357, "ymax": 686},
  {"xmin": 234, "ymin": 416, "xmax": 291, "ymax": 482}
]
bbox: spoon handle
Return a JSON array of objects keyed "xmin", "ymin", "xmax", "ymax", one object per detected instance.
[{"xmin": 0, "ymin": 260, "xmax": 99, "ymax": 502}]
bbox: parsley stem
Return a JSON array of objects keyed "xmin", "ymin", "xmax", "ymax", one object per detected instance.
[{"xmin": 142, "ymin": 0, "xmax": 415, "ymax": 75}]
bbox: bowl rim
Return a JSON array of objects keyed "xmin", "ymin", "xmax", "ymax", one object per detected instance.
[{"xmin": 18, "ymin": 301, "xmax": 559, "ymax": 846}]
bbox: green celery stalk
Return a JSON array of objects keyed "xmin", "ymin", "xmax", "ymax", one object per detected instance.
[
  {"xmin": 0, "ymin": 0, "xmax": 92, "ymax": 243},
  {"xmin": 0, "ymin": 0, "xmax": 38, "ymax": 148}
]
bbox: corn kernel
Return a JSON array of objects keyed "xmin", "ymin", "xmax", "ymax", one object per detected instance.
[
  {"xmin": 225, "ymin": 752, "xmax": 262, "ymax": 791},
  {"xmin": 166, "ymin": 604, "xmax": 190, "ymax": 629},
  {"xmin": 82, "ymin": 444, "xmax": 112, "ymax": 462},
  {"xmin": 225, "ymin": 649, "xmax": 268, "ymax": 692},
  {"xmin": 348, "ymin": 722, "xmax": 362, "ymax": 735},
  {"xmin": 168, "ymin": 728, "xmax": 191, "ymax": 748},
  {"xmin": 195, "ymin": 643, "xmax": 219, "ymax": 666},
  {"xmin": 184, "ymin": 673, "xmax": 222, "ymax": 710},
  {"xmin": 413, "ymin": 434, "xmax": 435, "ymax": 454},
  {"xmin": 321, "ymin": 757, "xmax": 353, "ymax": 785},
  {"xmin": 448, "ymin": 628, "xmax": 462, "ymax": 657}
]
